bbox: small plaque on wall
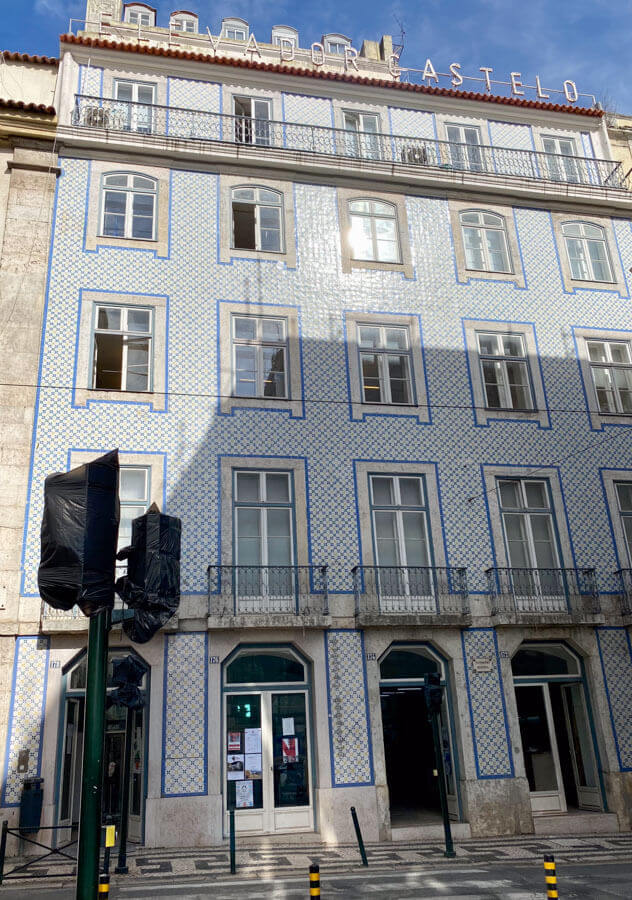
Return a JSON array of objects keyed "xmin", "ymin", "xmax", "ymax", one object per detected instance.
[{"xmin": 472, "ymin": 655, "xmax": 494, "ymax": 674}]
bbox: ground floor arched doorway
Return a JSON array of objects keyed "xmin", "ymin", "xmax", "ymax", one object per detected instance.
[
  {"xmin": 57, "ymin": 648, "xmax": 149, "ymax": 842},
  {"xmin": 512, "ymin": 642, "xmax": 603, "ymax": 815},
  {"xmin": 379, "ymin": 643, "xmax": 459, "ymax": 828}
]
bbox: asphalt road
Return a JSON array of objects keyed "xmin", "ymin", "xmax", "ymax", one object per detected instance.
[{"xmin": 1, "ymin": 861, "xmax": 631, "ymax": 899}]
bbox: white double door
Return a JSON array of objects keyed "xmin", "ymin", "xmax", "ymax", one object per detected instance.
[
  {"xmin": 515, "ymin": 682, "xmax": 601, "ymax": 814},
  {"xmin": 224, "ymin": 690, "xmax": 313, "ymax": 834}
]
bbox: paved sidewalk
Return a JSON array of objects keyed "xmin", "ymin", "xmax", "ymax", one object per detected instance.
[{"xmin": 2, "ymin": 832, "xmax": 632, "ymax": 890}]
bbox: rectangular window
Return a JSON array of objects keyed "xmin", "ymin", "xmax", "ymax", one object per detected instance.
[
  {"xmin": 226, "ymin": 27, "xmax": 246, "ymax": 40},
  {"xmin": 542, "ymin": 136, "xmax": 580, "ymax": 183},
  {"xmin": 615, "ymin": 482, "xmax": 632, "ymax": 566},
  {"xmin": 232, "ymin": 316, "xmax": 288, "ymax": 399},
  {"xmin": 446, "ymin": 124, "xmax": 483, "ymax": 171},
  {"xmin": 128, "ymin": 11, "xmax": 152, "ymax": 26},
  {"xmin": 587, "ymin": 340, "xmax": 632, "ymax": 414},
  {"xmin": 233, "ymin": 97, "xmax": 271, "ymax": 146},
  {"xmin": 114, "ymin": 80, "xmax": 155, "ymax": 133},
  {"xmin": 92, "ymin": 304, "xmax": 152, "ymax": 392},
  {"xmin": 370, "ymin": 474, "xmax": 433, "ymax": 600},
  {"xmin": 233, "ymin": 470, "xmax": 294, "ymax": 602},
  {"xmin": 358, "ymin": 324, "xmax": 412, "ymax": 405},
  {"xmin": 117, "ymin": 466, "xmax": 150, "ymax": 566},
  {"xmin": 343, "ymin": 111, "xmax": 380, "ymax": 159},
  {"xmin": 477, "ymin": 332, "xmax": 533, "ymax": 410}
]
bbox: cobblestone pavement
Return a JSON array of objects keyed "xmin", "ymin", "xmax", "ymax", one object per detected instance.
[{"xmin": 2, "ymin": 832, "xmax": 632, "ymax": 889}]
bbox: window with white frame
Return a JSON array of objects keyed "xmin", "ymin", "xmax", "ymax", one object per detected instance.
[
  {"xmin": 477, "ymin": 332, "xmax": 533, "ymax": 410},
  {"xmin": 117, "ymin": 466, "xmax": 151, "ymax": 567},
  {"xmin": 92, "ymin": 305, "xmax": 152, "ymax": 392},
  {"xmin": 233, "ymin": 96, "xmax": 271, "ymax": 146},
  {"xmin": 446, "ymin": 123, "xmax": 483, "ymax": 171},
  {"xmin": 125, "ymin": 6, "xmax": 153, "ymax": 26},
  {"xmin": 271, "ymin": 27, "xmax": 297, "ymax": 47},
  {"xmin": 586, "ymin": 339, "xmax": 632, "ymax": 414},
  {"xmin": 497, "ymin": 478, "xmax": 560, "ymax": 571},
  {"xmin": 323, "ymin": 34, "xmax": 350, "ymax": 54},
  {"xmin": 460, "ymin": 210, "xmax": 511, "ymax": 273},
  {"xmin": 348, "ymin": 199, "xmax": 400, "ymax": 263},
  {"xmin": 615, "ymin": 482, "xmax": 632, "ymax": 566},
  {"xmin": 232, "ymin": 316, "xmax": 288, "ymax": 399},
  {"xmin": 231, "ymin": 186, "xmax": 283, "ymax": 252},
  {"xmin": 542, "ymin": 135, "xmax": 580, "ymax": 183},
  {"xmin": 342, "ymin": 111, "xmax": 380, "ymax": 159},
  {"xmin": 114, "ymin": 80, "xmax": 155, "ymax": 133},
  {"xmin": 562, "ymin": 222, "xmax": 614, "ymax": 282},
  {"xmin": 101, "ymin": 173, "xmax": 156, "ymax": 240},
  {"xmin": 171, "ymin": 14, "xmax": 196, "ymax": 32},
  {"xmin": 358, "ymin": 323, "xmax": 413, "ymax": 405},
  {"xmin": 233, "ymin": 470, "xmax": 294, "ymax": 602},
  {"xmin": 222, "ymin": 18, "xmax": 248, "ymax": 40}
]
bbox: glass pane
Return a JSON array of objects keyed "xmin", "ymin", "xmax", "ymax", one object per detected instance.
[
  {"xmin": 498, "ymin": 480, "xmax": 521, "ymax": 508},
  {"xmin": 524, "ymin": 482, "xmax": 547, "ymax": 508},
  {"xmin": 478, "ymin": 333, "xmax": 499, "ymax": 356},
  {"xmin": 105, "ymin": 174, "xmax": 128, "ymax": 187},
  {"xmin": 482, "ymin": 359, "xmax": 504, "ymax": 408},
  {"xmin": 116, "ymin": 82, "xmax": 133, "ymax": 101},
  {"xmin": 234, "ymin": 317, "xmax": 257, "ymax": 341},
  {"xmin": 233, "ymin": 188, "xmax": 255, "ymax": 202},
  {"xmin": 349, "ymin": 199, "xmax": 370, "ymax": 214},
  {"xmin": 226, "ymin": 653, "xmax": 304, "ymax": 683},
  {"xmin": 587, "ymin": 341, "xmax": 606, "ymax": 362},
  {"xmin": 234, "ymin": 346, "xmax": 257, "ymax": 397},
  {"xmin": 463, "ymin": 226, "xmax": 485, "ymax": 270},
  {"xmin": 610, "ymin": 343, "xmax": 630, "ymax": 364},
  {"xmin": 125, "ymin": 338, "xmax": 149, "ymax": 391},
  {"xmin": 118, "ymin": 504, "xmax": 145, "ymax": 548},
  {"xmin": 502, "ymin": 335, "xmax": 524, "ymax": 357},
  {"xmin": 265, "ymin": 472, "xmax": 289, "ymax": 502},
  {"xmin": 120, "ymin": 468, "xmax": 147, "ymax": 501},
  {"xmin": 506, "ymin": 361, "xmax": 531, "ymax": 409},
  {"xmin": 262, "ymin": 347, "xmax": 286, "ymax": 398},
  {"xmin": 614, "ymin": 367, "xmax": 632, "ymax": 413},
  {"xmin": 225, "ymin": 694, "xmax": 263, "ymax": 810},
  {"xmin": 236, "ymin": 508, "xmax": 262, "ymax": 565},
  {"xmin": 94, "ymin": 333, "xmax": 123, "ymax": 390},
  {"xmin": 587, "ymin": 240, "xmax": 611, "ymax": 281},
  {"xmin": 361, "ymin": 354, "xmax": 381, "ymax": 403},
  {"xmin": 126, "ymin": 308, "xmax": 150, "ymax": 333},
  {"xmin": 566, "ymin": 238, "xmax": 589, "ymax": 280},
  {"xmin": 261, "ymin": 319, "xmax": 285, "ymax": 342},
  {"xmin": 384, "ymin": 328, "xmax": 407, "ymax": 350},
  {"xmin": 616, "ymin": 482, "xmax": 632, "ymax": 511},
  {"xmin": 103, "ymin": 191, "xmax": 126, "ymax": 215},
  {"xmin": 387, "ymin": 355, "xmax": 410, "ymax": 404},
  {"xmin": 530, "ymin": 514, "xmax": 557, "ymax": 568},
  {"xmin": 97, "ymin": 307, "xmax": 121, "ymax": 330},
  {"xmin": 399, "ymin": 477, "xmax": 423, "ymax": 506},
  {"xmin": 592, "ymin": 366, "xmax": 617, "ymax": 412},
  {"xmin": 349, "ymin": 215, "xmax": 374, "ymax": 260},
  {"xmin": 258, "ymin": 189, "xmax": 280, "ymax": 204},
  {"xmin": 371, "ymin": 476, "xmax": 394, "ymax": 506},
  {"xmin": 137, "ymin": 85, "xmax": 154, "ymax": 104},
  {"xmin": 358, "ymin": 326, "xmax": 380, "ymax": 348},
  {"xmin": 565, "ymin": 684, "xmax": 597, "ymax": 789},
  {"xmin": 512, "ymin": 646, "xmax": 577, "ymax": 676},
  {"xmin": 236, "ymin": 472, "xmax": 260, "ymax": 501},
  {"xmin": 380, "ymin": 649, "xmax": 439, "ymax": 679},
  {"xmin": 402, "ymin": 511, "xmax": 430, "ymax": 567},
  {"xmin": 374, "ymin": 511, "xmax": 400, "ymax": 566},
  {"xmin": 485, "ymin": 229, "xmax": 509, "ymax": 272},
  {"xmin": 515, "ymin": 685, "xmax": 559, "ymax": 792},
  {"xmin": 272, "ymin": 693, "xmax": 309, "ymax": 808},
  {"xmin": 504, "ymin": 513, "xmax": 531, "ymax": 568}
]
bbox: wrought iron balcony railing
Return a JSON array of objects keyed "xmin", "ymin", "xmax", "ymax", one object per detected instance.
[
  {"xmin": 486, "ymin": 567, "xmax": 600, "ymax": 616},
  {"xmin": 352, "ymin": 565, "xmax": 469, "ymax": 617},
  {"xmin": 71, "ymin": 94, "xmax": 629, "ymax": 191},
  {"xmin": 208, "ymin": 565, "xmax": 329, "ymax": 616},
  {"xmin": 615, "ymin": 569, "xmax": 632, "ymax": 615}
]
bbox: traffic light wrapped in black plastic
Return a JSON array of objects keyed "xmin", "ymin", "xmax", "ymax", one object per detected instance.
[
  {"xmin": 106, "ymin": 655, "xmax": 146, "ymax": 710},
  {"xmin": 38, "ymin": 450, "xmax": 120, "ymax": 617},
  {"xmin": 115, "ymin": 502, "xmax": 181, "ymax": 644}
]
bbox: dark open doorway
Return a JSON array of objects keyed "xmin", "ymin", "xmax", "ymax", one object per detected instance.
[{"xmin": 380, "ymin": 685, "xmax": 441, "ymax": 826}]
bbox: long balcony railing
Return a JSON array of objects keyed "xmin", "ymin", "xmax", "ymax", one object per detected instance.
[
  {"xmin": 71, "ymin": 94, "xmax": 629, "ymax": 191},
  {"xmin": 487, "ymin": 567, "xmax": 600, "ymax": 617},
  {"xmin": 615, "ymin": 569, "xmax": 632, "ymax": 615},
  {"xmin": 353, "ymin": 565, "xmax": 469, "ymax": 617},
  {"xmin": 208, "ymin": 565, "xmax": 329, "ymax": 617}
]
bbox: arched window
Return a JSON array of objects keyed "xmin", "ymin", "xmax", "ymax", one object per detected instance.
[
  {"xmin": 170, "ymin": 11, "xmax": 198, "ymax": 33},
  {"xmin": 562, "ymin": 221, "xmax": 613, "ymax": 282},
  {"xmin": 322, "ymin": 33, "xmax": 351, "ymax": 55},
  {"xmin": 222, "ymin": 17, "xmax": 249, "ymax": 40},
  {"xmin": 226, "ymin": 647, "xmax": 306, "ymax": 684},
  {"xmin": 511, "ymin": 643, "xmax": 580, "ymax": 678},
  {"xmin": 101, "ymin": 173, "xmax": 157, "ymax": 240},
  {"xmin": 379, "ymin": 646, "xmax": 441, "ymax": 680},
  {"xmin": 460, "ymin": 210, "xmax": 511, "ymax": 273},
  {"xmin": 123, "ymin": 3, "xmax": 155, "ymax": 26},
  {"xmin": 231, "ymin": 186, "xmax": 283, "ymax": 252},
  {"xmin": 348, "ymin": 199, "xmax": 400, "ymax": 263}
]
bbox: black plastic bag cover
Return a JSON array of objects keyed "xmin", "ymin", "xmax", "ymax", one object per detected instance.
[
  {"xmin": 115, "ymin": 502, "xmax": 181, "ymax": 643},
  {"xmin": 38, "ymin": 450, "xmax": 120, "ymax": 617},
  {"xmin": 106, "ymin": 655, "xmax": 147, "ymax": 709}
]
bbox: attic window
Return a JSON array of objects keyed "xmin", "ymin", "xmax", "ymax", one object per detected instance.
[
  {"xmin": 222, "ymin": 17, "xmax": 249, "ymax": 41},
  {"xmin": 171, "ymin": 14, "xmax": 197, "ymax": 33},
  {"xmin": 323, "ymin": 33, "xmax": 351, "ymax": 55},
  {"xmin": 124, "ymin": 4, "xmax": 156, "ymax": 26}
]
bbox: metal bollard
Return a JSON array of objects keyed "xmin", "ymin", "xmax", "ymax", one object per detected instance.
[
  {"xmin": 309, "ymin": 863, "xmax": 320, "ymax": 897},
  {"xmin": 229, "ymin": 809, "xmax": 236, "ymax": 874},
  {"xmin": 544, "ymin": 854, "xmax": 558, "ymax": 899},
  {"xmin": 99, "ymin": 822, "xmax": 115, "ymax": 895},
  {"xmin": 98, "ymin": 873, "xmax": 110, "ymax": 895},
  {"xmin": 350, "ymin": 806, "xmax": 368, "ymax": 867}
]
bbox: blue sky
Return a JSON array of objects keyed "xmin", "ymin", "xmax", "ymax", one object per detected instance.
[{"xmin": 5, "ymin": 0, "xmax": 631, "ymax": 112}]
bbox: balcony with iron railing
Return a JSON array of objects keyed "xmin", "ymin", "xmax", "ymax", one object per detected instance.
[
  {"xmin": 486, "ymin": 566, "xmax": 602, "ymax": 623},
  {"xmin": 353, "ymin": 565, "xmax": 470, "ymax": 625},
  {"xmin": 69, "ymin": 94, "xmax": 630, "ymax": 193},
  {"xmin": 615, "ymin": 569, "xmax": 632, "ymax": 616},
  {"xmin": 207, "ymin": 565, "xmax": 330, "ymax": 626}
]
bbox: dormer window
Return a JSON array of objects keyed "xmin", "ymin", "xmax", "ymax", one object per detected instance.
[
  {"xmin": 222, "ymin": 17, "xmax": 249, "ymax": 41},
  {"xmin": 123, "ymin": 3, "xmax": 156, "ymax": 26},
  {"xmin": 271, "ymin": 25, "xmax": 298, "ymax": 48},
  {"xmin": 170, "ymin": 10, "xmax": 198, "ymax": 33},
  {"xmin": 323, "ymin": 33, "xmax": 351, "ymax": 55}
]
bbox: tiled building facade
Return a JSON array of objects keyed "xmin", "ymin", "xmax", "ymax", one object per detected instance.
[{"xmin": 2, "ymin": 0, "xmax": 632, "ymax": 849}]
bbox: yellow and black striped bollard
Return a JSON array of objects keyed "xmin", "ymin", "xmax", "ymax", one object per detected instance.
[
  {"xmin": 309, "ymin": 863, "xmax": 320, "ymax": 897},
  {"xmin": 543, "ymin": 854, "xmax": 558, "ymax": 899},
  {"xmin": 98, "ymin": 872, "xmax": 110, "ymax": 895}
]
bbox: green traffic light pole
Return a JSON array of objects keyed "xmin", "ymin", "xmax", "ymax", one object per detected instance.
[
  {"xmin": 76, "ymin": 607, "xmax": 110, "ymax": 899},
  {"xmin": 429, "ymin": 700, "xmax": 456, "ymax": 859}
]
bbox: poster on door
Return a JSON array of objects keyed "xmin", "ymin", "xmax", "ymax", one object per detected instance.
[
  {"xmin": 227, "ymin": 754, "xmax": 245, "ymax": 780},
  {"xmin": 245, "ymin": 754, "xmax": 262, "ymax": 779},
  {"xmin": 282, "ymin": 737, "xmax": 298, "ymax": 763},
  {"xmin": 244, "ymin": 728, "xmax": 261, "ymax": 754},
  {"xmin": 235, "ymin": 779, "xmax": 254, "ymax": 808},
  {"xmin": 227, "ymin": 732, "xmax": 241, "ymax": 752}
]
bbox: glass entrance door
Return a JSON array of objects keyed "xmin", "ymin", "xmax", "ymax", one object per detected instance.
[
  {"xmin": 561, "ymin": 684, "xmax": 601, "ymax": 810},
  {"xmin": 225, "ymin": 690, "xmax": 312, "ymax": 834},
  {"xmin": 515, "ymin": 684, "xmax": 565, "ymax": 813}
]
